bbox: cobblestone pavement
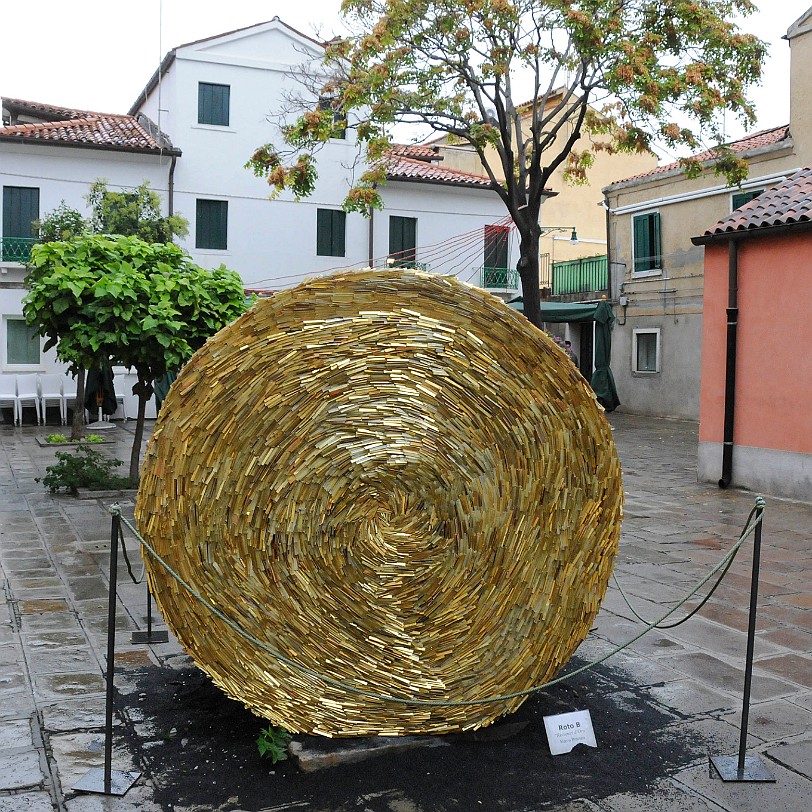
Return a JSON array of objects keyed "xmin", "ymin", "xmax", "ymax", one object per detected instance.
[{"xmin": 0, "ymin": 412, "xmax": 810, "ymax": 811}]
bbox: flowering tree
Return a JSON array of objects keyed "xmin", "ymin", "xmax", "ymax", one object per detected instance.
[{"xmin": 247, "ymin": 0, "xmax": 765, "ymax": 327}]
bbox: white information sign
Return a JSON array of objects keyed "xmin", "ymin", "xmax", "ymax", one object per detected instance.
[{"xmin": 543, "ymin": 710, "xmax": 597, "ymax": 755}]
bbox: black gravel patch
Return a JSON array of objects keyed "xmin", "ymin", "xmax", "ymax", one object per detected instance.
[{"xmin": 116, "ymin": 654, "xmax": 707, "ymax": 812}]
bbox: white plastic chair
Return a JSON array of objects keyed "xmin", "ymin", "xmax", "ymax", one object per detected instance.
[
  {"xmin": 15, "ymin": 374, "xmax": 42, "ymax": 425},
  {"xmin": 112, "ymin": 374, "xmax": 129, "ymax": 421},
  {"xmin": 61, "ymin": 374, "xmax": 78, "ymax": 423},
  {"xmin": 38, "ymin": 373, "xmax": 64, "ymax": 425},
  {"xmin": 0, "ymin": 376, "xmax": 17, "ymax": 423}
]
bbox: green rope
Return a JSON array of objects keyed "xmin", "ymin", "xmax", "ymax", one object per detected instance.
[{"xmin": 109, "ymin": 497, "xmax": 764, "ymax": 708}]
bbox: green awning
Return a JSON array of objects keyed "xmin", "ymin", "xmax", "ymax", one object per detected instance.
[{"xmin": 507, "ymin": 298, "xmax": 620, "ymax": 412}]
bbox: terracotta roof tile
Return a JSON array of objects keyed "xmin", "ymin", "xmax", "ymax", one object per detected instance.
[
  {"xmin": 388, "ymin": 143, "xmax": 442, "ymax": 161},
  {"xmin": 698, "ymin": 165, "xmax": 812, "ymax": 238},
  {"xmin": 2, "ymin": 97, "xmax": 107, "ymax": 121},
  {"xmin": 609, "ymin": 125, "xmax": 791, "ymax": 187},
  {"xmin": 384, "ymin": 153, "xmax": 492, "ymax": 187},
  {"xmin": 0, "ymin": 109, "xmax": 178, "ymax": 154}
]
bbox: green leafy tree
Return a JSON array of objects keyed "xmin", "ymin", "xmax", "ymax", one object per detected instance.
[
  {"xmin": 247, "ymin": 0, "xmax": 765, "ymax": 327},
  {"xmin": 24, "ymin": 234, "xmax": 249, "ymax": 482},
  {"xmin": 86, "ymin": 179, "xmax": 189, "ymax": 244},
  {"xmin": 35, "ymin": 202, "xmax": 88, "ymax": 243}
]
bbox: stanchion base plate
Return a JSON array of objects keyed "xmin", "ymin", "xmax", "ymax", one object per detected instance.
[
  {"xmin": 131, "ymin": 630, "xmax": 169, "ymax": 644},
  {"xmin": 710, "ymin": 755, "xmax": 776, "ymax": 782},
  {"xmin": 73, "ymin": 767, "xmax": 141, "ymax": 795}
]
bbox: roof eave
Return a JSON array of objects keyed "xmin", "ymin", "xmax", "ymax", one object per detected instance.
[
  {"xmin": 692, "ymin": 219, "xmax": 812, "ymax": 245},
  {"xmin": 0, "ymin": 133, "xmax": 182, "ymax": 158},
  {"xmin": 128, "ymin": 49, "xmax": 177, "ymax": 116},
  {"xmin": 603, "ymin": 133, "xmax": 794, "ymax": 194}
]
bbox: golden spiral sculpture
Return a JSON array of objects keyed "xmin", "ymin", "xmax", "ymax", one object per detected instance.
[{"xmin": 135, "ymin": 269, "xmax": 623, "ymax": 736}]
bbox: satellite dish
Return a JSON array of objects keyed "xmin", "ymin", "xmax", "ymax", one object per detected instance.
[{"xmin": 485, "ymin": 108, "xmax": 498, "ymax": 125}]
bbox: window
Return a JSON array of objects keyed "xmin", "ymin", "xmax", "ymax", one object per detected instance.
[
  {"xmin": 195, "ymin": 200, "xmax": 228, "ymax": 250},
  {"xmin": 5, "ymin": 318, "xmax": 40, "ymax": 366},
  {"xmin": 319, "ymin": 97, "xmax": 347, "ymax": 139},
  {"xmin": 731, "ymin": 189, "xmax": 764, "ymax": 210},
  {"xmin": 316, "ymin": 209, "xmax": 346, "ymax": 257},
  {"xmin": 632, "ymin": 211, "xmax": 661, "ymax": 275},
  {"xmin": 198, "ymin": 83, "xmax": 230, "ymax": 126},
  {"xmin": 632, "ymin": 328, "xmax": 660, "ymax": 374},
  {"xmin": 389, "ymin": 216, "xmax": 417, "ymax": 266},
  {"xmin": 482, "ymin": 225, "xmax": 512, "ymax": 287},
  {"xmin": 2, "ymin": 185, "xmax": 39, "ymax": 262}
]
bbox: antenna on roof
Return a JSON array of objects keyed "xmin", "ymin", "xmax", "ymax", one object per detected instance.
[{"xmin": 158, "ymin": 0, "xmax": 163, "ymax": 134}]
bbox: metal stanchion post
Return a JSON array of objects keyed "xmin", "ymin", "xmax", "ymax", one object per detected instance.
[
  {"xmin": 131, "ymin": 582, "xmax": 169, "ymax": 644},
  {"xmin": 711, "ymin": 499, "xmax": 775, "ymax": 782},
  {"xmin": 73, "ymin": 511, "xmax": 141, "ymax": 795}
]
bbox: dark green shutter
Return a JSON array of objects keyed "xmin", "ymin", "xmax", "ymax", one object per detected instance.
[
  {"xmin": 198, "ymin": 83, "xmax": 230, "ymax": 126},
  {"xmin": 196, "ymin": 200, "xmax": 228, "ymax": 250},
  {"xmin": 633, "ymin": 211, "xmax": 661, "ymax": 273},
  {"xmin": 3, "ymin": 186, "xmax": 39, "ymax": 237},
  {"xmin": 389, "ymin": 216, "xmax": 417, "ymax": 265},
  {"xmin": 484, "ymin": 225, "xmax": 509, "ymax": 269},
  {"xmin": 316, "ymin": 210, "xmax": 346, "ymax": 257},
  {"xmin": 732, "ymin": 189, "xmax": 763, "ymax": 210}
]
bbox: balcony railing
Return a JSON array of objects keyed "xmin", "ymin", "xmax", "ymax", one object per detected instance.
[
  {"xmin": 480, "ymin": 266, "xmax": 519, "ymax": 290},
  {"xmin": 387, "ymin": 259, "xmax": 429, "ymax": 271},
  {"xmin": 551, "ymin": 254, "xmax": 607, "ymax": 296},
  {"xmin": 1, "ymin": 237, "xmax": 36, "ymax": 263}
]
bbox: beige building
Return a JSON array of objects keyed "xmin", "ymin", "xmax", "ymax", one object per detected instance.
[
  {"xmin": 429, "ymin": 91, "xmax": 657, "ymax": 299},
  {"xmin": 603, "ymin": 7, "xmax": 812, "ymax": 420}
]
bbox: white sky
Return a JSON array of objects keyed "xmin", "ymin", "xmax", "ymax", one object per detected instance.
[{"xmin": 1, "ymin": 0, "xmax": 810, "ymax": 147}]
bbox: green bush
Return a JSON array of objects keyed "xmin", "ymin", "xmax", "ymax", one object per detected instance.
[
  {"xmin": 37, "ymin": 446, "xmax": 130, "ymax": 494},
  {"xmin": 256, "ymin": 725, "xmax": 291, "ymax": 764},
  {"xmin": 45, "ymin": 433, "xmax": 68, "ymax": 444}
]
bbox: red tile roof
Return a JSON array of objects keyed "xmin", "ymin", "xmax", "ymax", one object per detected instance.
[
  {"xmin": 1, "ymin": 99, "xmax": 179, "ymax": 155},
  {"xmin": 3, "ymin": 97, "xmax": 108, "ymax": 121},
  {"xmin": 384, "ymin": 153, "xmax": 493, "ymax": 188},
  {"xmin": 695, "ymin": 166, "xmax": 812, "ymax": 241},
  {"xmin": 388, "ymin": 143, "xmax": 442, "ymax": 161},
  {"xmin": 608, "ymin": 125, "xmax": 791, "ymax": 188}
]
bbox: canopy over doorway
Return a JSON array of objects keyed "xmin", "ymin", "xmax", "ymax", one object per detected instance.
[{"xmin": 508, "ymin": 298, "xmax": 620, "ymax": 412}]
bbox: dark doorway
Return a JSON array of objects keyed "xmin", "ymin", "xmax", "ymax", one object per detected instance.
[{"xmin": 579, "ymin": 321, "xmax": 594, "ymax": 381}]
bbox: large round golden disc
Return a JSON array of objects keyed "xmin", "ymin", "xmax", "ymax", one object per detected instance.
[{"xmin": 135, "ymin": 269, "xmax": 622, "ymax": 736}]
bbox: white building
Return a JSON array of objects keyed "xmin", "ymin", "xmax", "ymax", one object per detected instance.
[{"xmin": 1, "ymin": 18, "xmax": 516, "ymax": 422}]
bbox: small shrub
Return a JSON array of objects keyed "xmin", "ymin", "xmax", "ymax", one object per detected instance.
[
  {"xmin": 256, "ymin": 725, "xmax": 291, "ymax": 764},
  {"xmin": 45, "ymin": 433, "xmax": 68, "ymax": 444},
  {"xmin": 83, "ymin": 434, "xmax": 105, "ymax": 443},
  {"xmin": 37, "ymin": 445, "xmax": 130, "ymax": 494}
]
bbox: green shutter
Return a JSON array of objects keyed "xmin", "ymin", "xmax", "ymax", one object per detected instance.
[
  {"xmin": 389, "ymin": 216, "xmax": 417, "ymax": 265},
  {"xmin": 6, "ymin": 320, "xmax": 40, "ymax": 365},
  {"xmin": 316, "ymin": 210, "xmax": 346, "ymax": 257},
  {"xmin": 484, "ymin": 225, "xmax": 509, "ymax": 269},
  {"xmin": 3, "ymin": 186, "xmax": 39, "ymax": 238},
  {"xmin": 633, "ymin": 212, "xmax": 660, "ymax": 273},
  {"xmin": 732, "ymin": 189, "xmax": 763, "ymax": 210},
  {"xmin": 196, "ymin": 200, "xmax": 228, "ymax": 250},
  {"xmin": 198, "ymin": 83, "xmax": 230, "ymax": 126}
]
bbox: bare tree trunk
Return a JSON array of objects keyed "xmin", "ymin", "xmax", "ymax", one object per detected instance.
[
  {"xmin": 70, "ymin": 368, "xmax": 86, "ymax": 441},
  {"xmin": 516, "ymin": 229, "xmax": 543, "ymax": 329},
  {"xmin": 128, "ymin": 375, "xmax": 153, "ymax": 486}
]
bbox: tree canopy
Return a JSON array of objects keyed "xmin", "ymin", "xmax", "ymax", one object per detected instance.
[
  {"xmin": 24, "ymin": 234, "xmax": 248, "ymax": 480},
  {"xmin": 247, "ymin": 0, "xmax": 765, "ymax": 326},
  {"xmin": 86, "ymin": 179, "xmax": 189, "ymax": 244}
]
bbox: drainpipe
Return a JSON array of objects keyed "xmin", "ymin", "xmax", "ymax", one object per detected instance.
[
  {"xmin": 604, "ymin": 193, "xmax": 612, "ymax": 300},
  {"xmin": 168, "ymin": 155, "xmax": 177, "ymax": 218},
  {"xmin": 368, "ymin": 206, "xmax": 375, "ymax": 268},
  {"xmin": 719, "ymin": 239, "xmax": 738, "ymax": 488}
]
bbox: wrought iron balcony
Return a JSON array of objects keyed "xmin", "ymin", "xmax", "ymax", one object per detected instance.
[
  {"xmin": 1, "ymin": 236, "xmax": 36, "ymax": 263},
  {"xmin": 480, "ymin": 266, "xmax": 519, "ymax": 290}
]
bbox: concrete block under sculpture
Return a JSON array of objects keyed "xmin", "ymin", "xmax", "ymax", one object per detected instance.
[{"xmin": 134, "ymin": 269, "xmax": 624, "ymax": 736}]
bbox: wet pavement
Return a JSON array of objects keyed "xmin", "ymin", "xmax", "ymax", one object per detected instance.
[{"xmin": 0, "ymin": 412, "xmax": 810, "ymax": 811}]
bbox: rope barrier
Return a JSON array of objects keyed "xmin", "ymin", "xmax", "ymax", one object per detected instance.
[{"xmin": 110, "ymin": 497, "xmax": 764, "ymax": 708}]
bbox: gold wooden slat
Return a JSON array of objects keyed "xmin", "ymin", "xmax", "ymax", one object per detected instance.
[{"xmin": 135, "ymin": 268, "xmax": 623, "ymax": 737}]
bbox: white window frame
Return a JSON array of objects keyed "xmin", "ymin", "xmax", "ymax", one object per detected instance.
[
  {"xmin": 632, "ymin": 327, "xmax": 661, "ymax": 374},
  {"xmin": 631, "ymin": 210, "xmax": 662, "ymax": 279},
  {"xmin": 3, "ymin": 316, "xmax": 43, "ymax": 371}
]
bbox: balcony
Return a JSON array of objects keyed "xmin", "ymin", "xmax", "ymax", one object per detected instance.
[
  {"xmin": 551, "ymin": 255, "xmax": 607, "ymax": 297},
  {"xmin": 480, "ymin": 266, "xmax": 519, "ymax": 291},
  {"xmin": 1, "ymin": 236, "xmax": 36, "ymax": 263}
]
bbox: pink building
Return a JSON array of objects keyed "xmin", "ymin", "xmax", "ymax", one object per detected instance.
[{"xmin": 693, "ymin": 167, "xmax": 812, "ymax": 502}]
